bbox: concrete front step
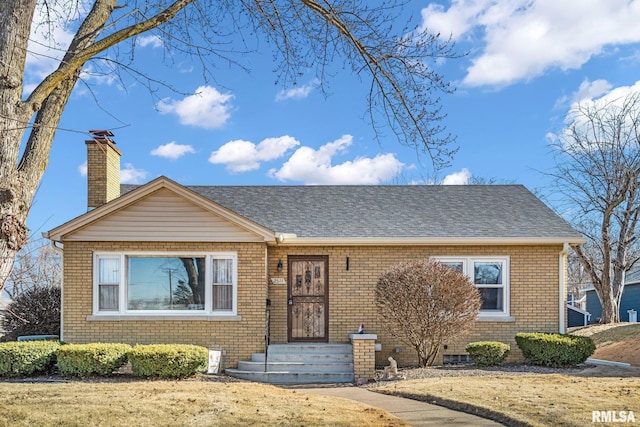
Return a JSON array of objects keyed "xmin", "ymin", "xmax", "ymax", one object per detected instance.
[
  {"xmin": 226, "ymin": 343, "xmax": 355, "ymax": 384},
  {"xmin": 237, "ymin": 360, "xmax": 353, "ymax": 373},
  {"xmin": 266, "ymin": 343, "xmax": 352, "ymax": 354},
  {"xmin": 251, "ymin": 352, "xmax": 353, "ymax": 363},
  {"xmin": 224, "ymin": 369, "xmax": 355, "ymax": 384}
]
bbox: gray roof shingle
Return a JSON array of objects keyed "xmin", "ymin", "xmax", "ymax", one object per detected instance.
[{"xmin": 123, "ymin": 184, "xmax": 582, "ymax": 241}]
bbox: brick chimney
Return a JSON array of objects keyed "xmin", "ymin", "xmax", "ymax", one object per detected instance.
[{"xmin": 86, "ymin": 130, "xmax": 121, "ymax": 209}]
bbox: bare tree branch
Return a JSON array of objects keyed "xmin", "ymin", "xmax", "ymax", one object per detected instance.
[
  {"xmin": 550, "ymin": 92, "xmax": 640, "ymax": 323},
  {"xmin": 0, "ymin": 0, "xmax": 460, "ymax": 293}
]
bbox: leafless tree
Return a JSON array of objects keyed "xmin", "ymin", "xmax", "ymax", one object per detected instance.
[
  {"xmin": 550, "ymin": 93, "xmax": 640, "ymax": 323},
  {"xmin": 1, "ymin": 238, "xmax": 61, "ymax": 340},
  {"xmin": 0, "ymin": 0, "xmax": 459, "ymax": 293},
  {"xmin": 566, "ymin": 252, "xmax": 590, "ymax": 304},
  {"xmin": 4, "ymin": 238, "xmax": 61, "ymax": 299},
  {"xmin": 375, "ymin": 259, "xmax": 481, "ymax": 367}
]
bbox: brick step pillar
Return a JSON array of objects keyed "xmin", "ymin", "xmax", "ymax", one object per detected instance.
[{"xmin": 349, "ymin": 334, "xmax": 377, "ymax": 382}]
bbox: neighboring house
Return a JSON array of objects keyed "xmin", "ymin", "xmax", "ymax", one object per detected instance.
[
  {"xmin": 567, "ymin": 303, "xmax": 591, "ymax": 328},
  {"xmin": 44, "ymin": 136, "xmax": 585, "ymax": 373},
  {"xmin": 586, "ymin": 268, "xmax": 640, "ymax": 323}
]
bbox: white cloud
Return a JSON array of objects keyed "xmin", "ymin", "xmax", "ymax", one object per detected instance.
[
  {"xmin": 553, "ymin": 78, "xmax": 613, "ymax": 111},
  {"xmin": 120, "ymin": 163, "xmax": 148, "ymax": 184},
  {"xmin": 157, "ymin": 86, "xmax": 233, "ymax": 129},
  {"xmin": 79, "ymin": 60, "xmax": 117, "ymax": 86},
  {"xmin": 136, "ymin": 35, "xmax": 163, "ymax": 48},
  {"xmin": 151, "ymin": 141, "xmax": 196, "ymax": 159},
  {"xmin": 24, "ymin": 1, "xmax": 122, "ymax": 94},
  {"xmin": 24, "ymin": 2, "xmax": 84, "ymax": 89},
  {"xmin": 78, "ymin": 161, "xmax": 87, "ymax": 176},
  {"xmin": 571, "ymin": 79, "xmax": 614, "ymax": 104},
  {"xmin": 269, "ymin": 135, "xmax": 403, "ymax": 184},
  {"xmin": 275, "ymin": 79, "xmax": 320, "ymax": 101},
  {"xmin": 567, "ymin": 81, "xmax": 640, "ymax": 118},
  {"xmin": 421, "ymin": 0, "xmax": 640, "ymax": 88},
  {"xmin": 553, "ymin": 80, "xmax": 640, "ymax": 147},
  {"xmin": 209, "ymin": 136, "xmax": 300, "ymax": 172},
  {"xmin": 440, "ymin": 168, "xmax": 471, "ymax": 185}
]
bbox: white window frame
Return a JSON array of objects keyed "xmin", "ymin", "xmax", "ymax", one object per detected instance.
[
  {"xmin": 92, "ymin": 252, "xmax": 238, "ymax": 318},
  {"xmin": 432, "ymin": 256, "xmax": 511, "ymax": 320}
]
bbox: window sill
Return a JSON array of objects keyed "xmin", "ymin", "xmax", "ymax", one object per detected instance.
[
  {"xmin": 87, "ymin": 314, "xmax": 242, "ymax": 322},
  {"xmin": 476, "ymin": 315, "xmax": 515, "ymax": 322}
]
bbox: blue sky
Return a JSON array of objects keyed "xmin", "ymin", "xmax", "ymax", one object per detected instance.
[{"xmin": 23, "ymin": 0, "xmax": 640, "ymax": 234}]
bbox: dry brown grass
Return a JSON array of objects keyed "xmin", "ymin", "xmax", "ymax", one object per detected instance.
[
  {"xmin": 571, "ymin": 322, "xmax": 640, "ymax": 346},
  {"xmin": 375, "ymin": 324, "xmax": 640, "ymax": 426},
  {"xmin": 571, "ymin": 322, "xmax": 640, "ymax": 366},
  {"xmin": 4, "ymin": 324, "xmax": 638, "ymax": 426},
  {"xmin": 376, "ymin": 366, "xmax": 640, "ymax": 427},
  {"xmin": 0, "ymin": 379, "xmax": 406, "ymax": 427}
]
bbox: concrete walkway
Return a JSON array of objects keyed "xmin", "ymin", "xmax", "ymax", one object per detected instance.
[{"xmin": 294, "ymin": 386, "xmax": 502, "ymax": 426}]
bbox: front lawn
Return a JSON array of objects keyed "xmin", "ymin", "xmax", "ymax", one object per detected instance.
[
  {"xmin": 375, "ymin": 365, "xmax": 640, "ymax": 427},
  {"xmin": 0, "ymin": 378, "xmax": 405, "ymax": 427}
]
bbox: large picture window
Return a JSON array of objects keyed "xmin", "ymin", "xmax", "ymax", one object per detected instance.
[
  {"xmin": 432, "ymin": 256, "xmax": 510, "ymax": 317},
  {"xmin": 93, "ymin": 252, "xmax": 237, "ymax": 316}
]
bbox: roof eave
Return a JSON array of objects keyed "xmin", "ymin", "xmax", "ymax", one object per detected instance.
[{"xmin": 272, "ymin": 236, "xmax": 586, "ymax": 246}]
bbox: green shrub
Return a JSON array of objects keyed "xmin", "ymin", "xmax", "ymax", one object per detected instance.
[
  {"xmin": 0, "ymin": 340, "xmax": 60, "ymax": 377},
  {"xmin": 466, "ymin": 341, "xmax": 510, "ymax": 367},
  {"xmin": 128, "ymin": 344, "xmax": 208, "ymax": 378},
  {"xmin": 515, "ymin": 332, "xmax": 595, "ymax": 367},
  {"xmin": 57, "ymin": 343, "xmax": 131, "ymax": 376}
]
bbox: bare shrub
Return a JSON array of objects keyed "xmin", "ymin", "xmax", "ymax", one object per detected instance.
[{"xmin": 375, "ymin": 259, "xmax": 481, "ymax": 367}]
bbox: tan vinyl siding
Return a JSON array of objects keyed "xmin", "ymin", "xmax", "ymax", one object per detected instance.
[{"xmin": 67, "ymin": 188, "xmax": 263, "ymax": 242}]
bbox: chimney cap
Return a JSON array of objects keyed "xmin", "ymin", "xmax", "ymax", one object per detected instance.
[{"xmin": 89, "ymin": 129, "xmax": 114, "ymax": 137}]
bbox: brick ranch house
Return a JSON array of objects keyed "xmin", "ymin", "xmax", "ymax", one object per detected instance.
[{"xmin": 45, "ymin": 136, "xmax": 584, "ymax": 381}]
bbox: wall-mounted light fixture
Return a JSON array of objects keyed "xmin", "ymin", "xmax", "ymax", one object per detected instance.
[{"xmin": 277, "ymin": 259, "xmax": 283, "ymax": 272}]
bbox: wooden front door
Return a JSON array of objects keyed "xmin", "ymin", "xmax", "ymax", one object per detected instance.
[{"xmin": 287, "ymin": 256, "xmax": 329, "ymax": 342}]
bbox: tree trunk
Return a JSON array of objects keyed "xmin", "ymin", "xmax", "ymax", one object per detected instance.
[
  {"xmin": 599, "ymin": 285, "xmax": 620, "ymax": 323},
  {"xmin": 0, "ymin": 0, "xmax": 39, "ymax": 292}
]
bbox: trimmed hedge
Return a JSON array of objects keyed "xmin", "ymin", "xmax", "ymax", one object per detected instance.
[
  {"xmin": 57, "ymin": 343, "xmax": 131, "ymax": 376},
  {"xmin": 128, "ymin": 344, "xmax": 208, "ymax": 378},
  {"xmin": 515, "ymin": 332, "xmax": 595, "ymax": 367},
  {"xmin": 466, "ymin": 341, "xmax": 510, "ymax": 367},
  {"xmin": 0, "ymin": 340, "xmax": 60, "ymax": 377}
]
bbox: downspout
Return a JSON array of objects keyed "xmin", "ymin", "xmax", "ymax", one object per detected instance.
[
  {"xmin": 49, "ymin": 238, "xmax": 64, "ymax": 342},
  {"xmin": 559, "ymin": 243, "xmax": 569, "ymax": 334}
]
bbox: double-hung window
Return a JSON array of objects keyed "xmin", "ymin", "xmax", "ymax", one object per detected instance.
[
  {"xmin": 212, "ymin": 256, "xmax": 234, "ymax": 311},
  {"xmin": 432, "ymin": 256, "xmax": 510, "ymax": 318},
  {"xmin": 93, "ymin": 252, "xmax": 237, "ymax": 316},
  {"xmin": 97, "ymin": 256, "xmax": 120, "ymax": 311}
]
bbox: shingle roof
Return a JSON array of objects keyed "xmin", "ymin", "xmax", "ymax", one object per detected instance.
[
  {"xmin": 122, "ymin": 184, "xmax": 582, "ymax": 241},
  {"xmin": 624, "ymin": 267, "xmax": 640, "ymax": 285}
]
